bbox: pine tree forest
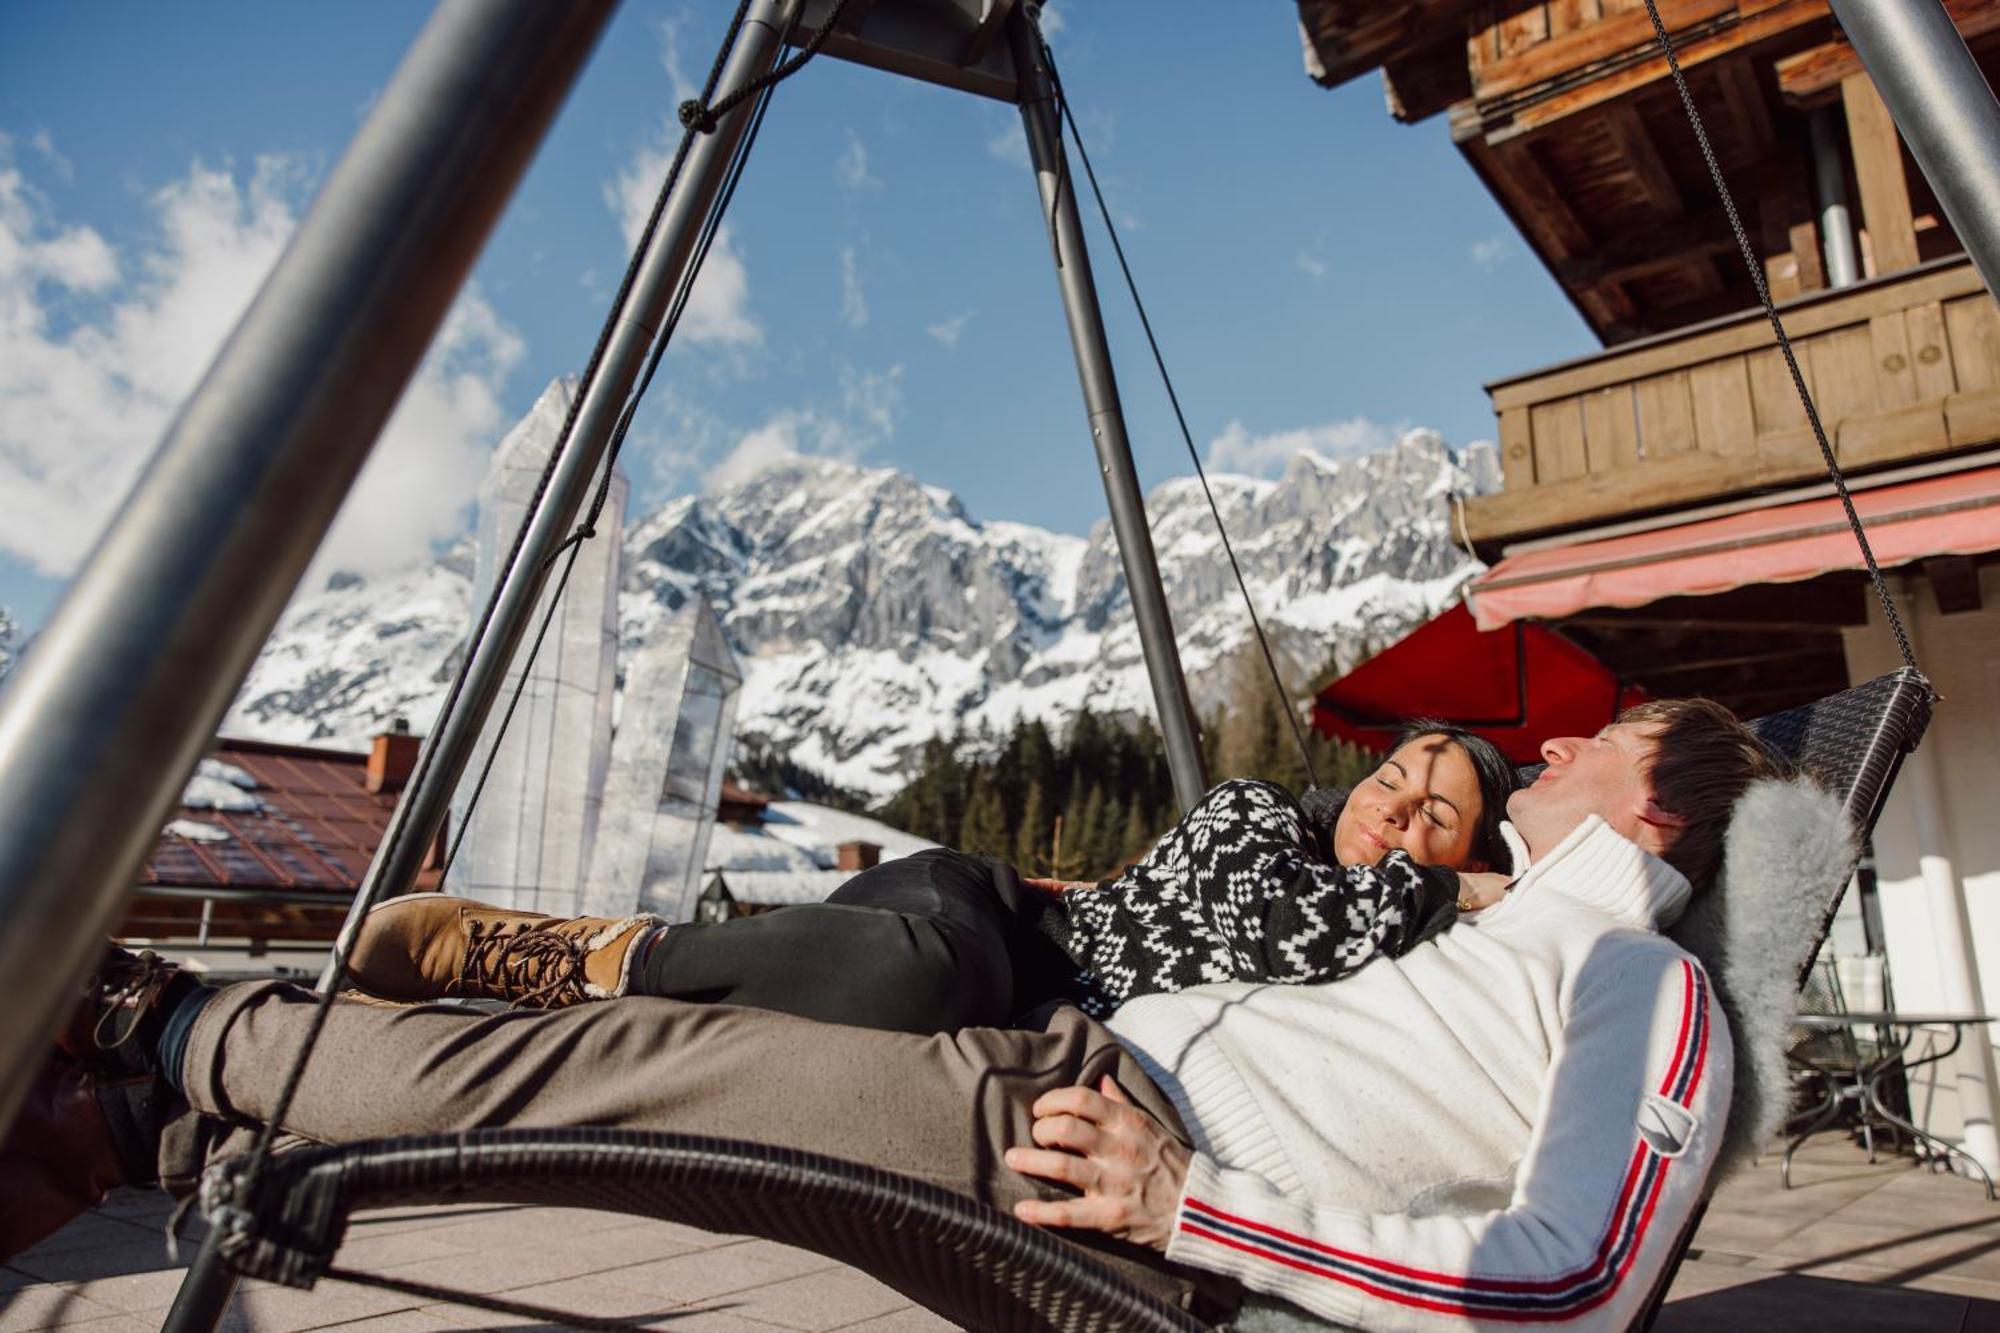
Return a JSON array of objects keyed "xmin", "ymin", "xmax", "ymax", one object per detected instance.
[{"xmin": 872, "ymin": 645, "xmax": 1381, "ymax": 881}]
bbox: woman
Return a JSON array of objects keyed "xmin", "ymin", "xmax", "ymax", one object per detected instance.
[{"xmin": 348, "ymin": 721, "xmax": 1521, "ymax": 1033}]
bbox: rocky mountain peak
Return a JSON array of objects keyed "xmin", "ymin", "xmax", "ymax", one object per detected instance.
[{"xmin": 225, "ymin": 394, "xmax": 1492, "ymax": 797}]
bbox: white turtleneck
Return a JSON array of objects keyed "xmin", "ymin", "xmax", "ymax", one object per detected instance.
[{"xmin": 1106, "ymin": 816, "xmax": 1729, "ymax": 1331}]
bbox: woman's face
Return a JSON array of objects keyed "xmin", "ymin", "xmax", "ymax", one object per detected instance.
[{"xmin": 1332, "ymin": 735, "xmax": 1487, "ymax": 871}]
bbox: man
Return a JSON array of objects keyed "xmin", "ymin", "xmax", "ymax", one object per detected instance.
[{"xmin": 5, "ymin": 699, "xmax": 1773, "ymax": 1330}]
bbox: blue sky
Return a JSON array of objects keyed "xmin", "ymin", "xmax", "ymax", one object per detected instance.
[{"xmin": 0, "ymin": 1, "xmax": 1599, "ymax": 635}]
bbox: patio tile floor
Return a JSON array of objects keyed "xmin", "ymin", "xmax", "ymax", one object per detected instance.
[{"xmin": 5, "ymin": 1134, "xmax": 1995, "ymax": 1330}]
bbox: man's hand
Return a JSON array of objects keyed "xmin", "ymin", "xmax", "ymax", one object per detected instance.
[
  {"xmin": 1020, "ymin": 876, "xmax": 1092, "ymax": 895},
  {"xmin": 1004, "ymin": 1076, "xmax": 1192, "ymax": 1251},
  {"xmin": 1456, "ymin": 870, "xmax": 1513, "ymax": 911}
]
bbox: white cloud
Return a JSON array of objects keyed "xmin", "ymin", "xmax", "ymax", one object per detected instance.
[
  {"xmin": 0, "ymin": 142, "xmax": 523, "ymax": 580},
  {"xmin": 654, "ymin": 11, "xmax": 701, "ymax": 105},
  {"xmin": 986, "ymin": 124, "xmax": 1031, "ymax": 169},
  {"xmin": 926, "ymin": 310, "xmax": 973, "ymax": 348},
  {"xmin": 1469, "ymin": 235, "xmax": 1510, "ymax": 269},
  {"xmin": 603, "ymin": 13, "xmax": 761, "ymax": 349},
  {"xmin": 28, "ymin": 130, "xmax": 72, "ymax": 183},
  {"xmin": 841, "ymin": 363, "xmax": 903, "ymax": 440},
  {"xmin": 1038, "ymin": 3, "xmax": 1067, "ymax": 37},
  {"xmin": 701, "ymin": 363, "xmax": 904, "ymax": 493},
  {"xmin": 1296, "ymin": 251, "xmax": 1328, "ymax": 281},
  {"xmin": 835, "ymin": 132, "xmax": 878, "ymax": 190},
  {"xmin": 839, "ymin": 245, "xmax": 868, "ymax": 328},
  {"xmin": 1205, "ymin": 417, "xmax": 1402, "ymax": 479},
  {"xmin": 705, "ymin": 416, "xmax": 805, "ymax": 492},
  {"xmin": 605, "ymin": 135, "xmax": 760, "ymax": 347}
]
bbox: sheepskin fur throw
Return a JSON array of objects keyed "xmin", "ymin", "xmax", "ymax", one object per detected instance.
[
  {"xmin": 1233, "ymin": 777, "xmax": 1853, "ymax": 1332},
  {"xmin": 1667, "ymin": 774, "xmax": 1856, "ymax": 1179}
]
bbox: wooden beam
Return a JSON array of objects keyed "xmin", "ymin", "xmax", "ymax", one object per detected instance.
[
  {"xmin": 1842, "ymin": 71, "xmax": 1920, "ymax": 275},
  {"xmin": 1776, "ymin": 0, "xmax": 2000, "ymax": 105},
  {"xmin": 1553, "ymin": 207, "xmax": 1737, "ymax": 287},
  {"xmin": 1925, "ymin": 554, "xmax": 1983, "ymax": 613},
  {"xmin": 1468, "ymin": 0, "xmax": 1833, "ymax": 143},
  {"xmin": 1602, "ymin": 103, "xmax": 1685, "ymax": 217},
  {"xmin": 1488, "ymin": 257, "xmax": 1985, "ymax": 411},
  {"xmin": 1715, "ymin": 58, "xmax": 1777, "ymax": 164},
  {"xmin": 1473, "ymin": 135, "xmax": 1640, "ymax": 332},
  {"xmin": 1384, "ymin": 37, "xmax": 1476, "ymax": 123}
]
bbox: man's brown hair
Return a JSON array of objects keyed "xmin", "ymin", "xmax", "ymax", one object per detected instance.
[{"xmin": 1617, "ymin": 697, "xmax": 1783, "ymax": 893}]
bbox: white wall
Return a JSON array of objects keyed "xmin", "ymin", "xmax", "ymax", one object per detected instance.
[{"xmin": 1843, "ymin": 565, "xmax": 2000, "ymax": 1164}]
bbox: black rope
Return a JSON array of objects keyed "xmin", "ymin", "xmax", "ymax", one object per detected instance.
[
  {"xmin": 439, "ymin": 81, "xmax": 776, "ymax": 882},
  {"xmin": 1038, "ymin": 36, "xmax": 1321, "ymax": 790},
  {"xmin": 237, "ymin": 0, "xmax": 763, "ymax": 1186},
  {"xmin": 680, "ymin": 0, "xmax": 852, "ymax": 133},
  {"xmin": 1640, "ymin": 0, "xmax": 1919, "ymax": 671}
]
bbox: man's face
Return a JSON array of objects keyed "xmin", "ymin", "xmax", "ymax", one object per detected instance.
[{"xmin": 1507, "ymin": 722, "xmax": 1678, "ymax": 861}]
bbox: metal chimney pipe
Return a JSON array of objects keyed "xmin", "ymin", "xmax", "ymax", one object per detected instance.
[
  {"xmin": 0, "ymin": 0, "xmax": 616, "ymax": 1136},
  {"xmin": 1810, "ymin": 105, "xmax": 1861, "ymax": 288}
]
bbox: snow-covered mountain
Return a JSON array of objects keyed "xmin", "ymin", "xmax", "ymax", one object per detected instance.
[{"xmin": 227, "ymin": 386, "xmax": 1495, "ymax": 795}]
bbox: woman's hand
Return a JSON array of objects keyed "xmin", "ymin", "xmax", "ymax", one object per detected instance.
[
  {"xmin": 1004, "ymin": 1076, "xmax": 1191, "ymax": 1251},
  {"xmin": 1456, "ymin": 870, "xmax": 1513, "ymax": 911},
  {"xmin": 1020, "ymin": 876, "xmax": 1092, "ymax": 895}
]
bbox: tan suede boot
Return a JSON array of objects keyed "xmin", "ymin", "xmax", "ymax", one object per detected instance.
[{"xmin": 346, "ymin": 896, "xmax": 662, "ymax": 1008}]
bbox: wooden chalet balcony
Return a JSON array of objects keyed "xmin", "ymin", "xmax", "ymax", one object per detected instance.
[{"xmin": 1469, "ymin": 254, "xmax": 2000, "ymax": 549}]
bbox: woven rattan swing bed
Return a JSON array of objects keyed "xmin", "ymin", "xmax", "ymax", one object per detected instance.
[{"xmin": 0, "ymin": 0, "xmax": 1986, "ymax": 1329}]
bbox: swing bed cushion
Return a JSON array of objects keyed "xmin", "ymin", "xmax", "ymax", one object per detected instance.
[{"xmin": 203, "ymin": 668, "xmax": 1933, "ymax": 1333}]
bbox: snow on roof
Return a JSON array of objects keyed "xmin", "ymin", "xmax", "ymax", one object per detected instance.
[
  {"xmin": 717, "ymin": 869, "xmax": 853, "ymax": 907},
  {"xmin": 704, "ymin": 799, "xmax": 935, "ymax": 903},
  {"xmin": 182, "ymin": 758, "xmax": 264, "ymax": 813}
]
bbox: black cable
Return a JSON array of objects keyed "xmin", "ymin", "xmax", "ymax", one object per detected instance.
[
  {"xmin": 1640, "ymin": 0, "xmax": 1918, "ymax": 672},
  {"xmin": 1039, "ymin": 37, "xmax": 1322, "ymax": 790}
]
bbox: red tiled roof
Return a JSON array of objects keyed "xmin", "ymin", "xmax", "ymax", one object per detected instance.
[{"xmin": 142, "ymin": 738, "xmax": 413, "ymax": 893}]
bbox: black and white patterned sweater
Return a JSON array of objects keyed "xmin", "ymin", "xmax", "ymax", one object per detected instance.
[{"xmin": 1037, "ymin": 778, "xmax": 1460, "ymax": 1017}]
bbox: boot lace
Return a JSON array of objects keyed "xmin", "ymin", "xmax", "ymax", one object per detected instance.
[
  {"xmin": 458, "ymin": 923, "xmax": 590, "ymax": 1008},
  {"xmin": 92, "ymin": 947, "xmax": 173, "ymax": 1051}
]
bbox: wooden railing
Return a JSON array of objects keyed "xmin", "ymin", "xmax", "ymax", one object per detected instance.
[{"xmin": 1468, "ymin": 255, "xmax": 2000, "ymax": 547}]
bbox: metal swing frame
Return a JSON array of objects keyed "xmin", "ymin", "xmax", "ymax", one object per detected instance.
[{"xmin": 0, "ymin": 0, "xmax": 1995, "ymax": 1328}]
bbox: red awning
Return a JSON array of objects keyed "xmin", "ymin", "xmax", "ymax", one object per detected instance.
[
  {"xmin": 1468, "ymin": 464, "xmax": 2000, "ymax": 631},
  {"xmin": 1312, "ymin": 602, "xmax": 1647, "ymax": 764}
]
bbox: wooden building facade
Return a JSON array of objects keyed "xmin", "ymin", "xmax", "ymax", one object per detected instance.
[{"xmin": 1298, "ymin": 0, "xmax": 2000, "ymax": 1172}]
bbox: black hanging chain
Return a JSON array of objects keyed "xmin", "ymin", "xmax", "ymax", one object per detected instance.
[
  {"xmin": 236, "ymin": 0, "xmax": 785, "ymax": 1190},
  {"xmin": 1641, "ymin": 0, "xmax": 1919, "ymax": 672},
  {"xmin": 1038, "ymin": 37, "xmax": 1322, "ymax": 790},
  {"xmin": 681, "ymin": 0, "xmax": 852, "ymax": 133},
  {"xmin": 439, "ymin": 82, "xmax": 776, "ymax": 883}
]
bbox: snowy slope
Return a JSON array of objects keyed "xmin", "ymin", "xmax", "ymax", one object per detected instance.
[{"xmin": 226, "ymin": 387, "xmax": 1494, "ymax": 795}]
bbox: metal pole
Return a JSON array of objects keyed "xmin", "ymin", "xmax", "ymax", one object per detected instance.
[
  {"xmin": 320, "ymin": 0, "xmax": 795, "ymax": 988},
  {"xmin": 1007, "ymin": 8, "xmax": 1208, "ymax": 811},
  {"xmin": 1810, "ymin": 105, "xmax": 1861, "ymax": 289},
  {"xmin": 1826, "ymin": 0, "xmax": 2000, "ymax": 298},
  {"xmin": 0, "ymin": 0, "xmax": 616, "ymax": 1136}
]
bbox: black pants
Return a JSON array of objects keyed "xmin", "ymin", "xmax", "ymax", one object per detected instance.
[{"xmin": 633, "ymin": 849, "xmax": 1081, "ymax": 1034}]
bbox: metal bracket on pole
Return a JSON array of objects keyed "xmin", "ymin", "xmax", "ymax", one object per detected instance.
[
  {"xmin": 1827, "ymin": 0, "xmax": 2000, "ymax": 299},
  {"xmin": 1007, "ymin": 6, "xmax": 1209, "ymax": 811}
]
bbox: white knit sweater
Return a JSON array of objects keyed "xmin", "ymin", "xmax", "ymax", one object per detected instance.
[{"xmin": 1105, "ymin": 815, "xmax": 1731, "ymax": 1331}]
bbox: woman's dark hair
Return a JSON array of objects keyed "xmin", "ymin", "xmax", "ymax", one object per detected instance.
[{"xmin": 1390, "ymin": 718, "xmax": 1523, "ymax": 871}]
